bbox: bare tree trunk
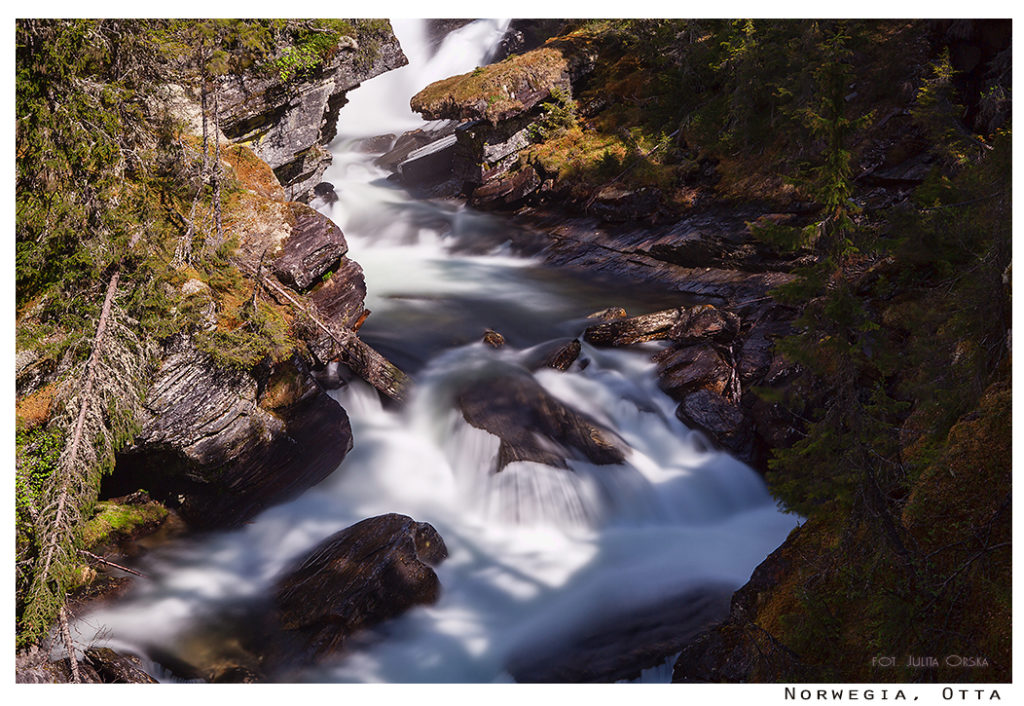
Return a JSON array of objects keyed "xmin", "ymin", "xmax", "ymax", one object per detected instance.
[
  {"xmin": 200, "ymin": 83, "xmax": 209, "ymax": 175},
  {"xmin": 30, "ymin": 272, "xmax": 122, "ymax": 674},
  {"xmin": 212, "ymin": 87, "xmax": 223, "ymax": 250},
  {"xmin": 36, "ymin": 272, "xmax": 120, "ymax": 588},
  {"xmin": 58, "ymin": 606, "xmax": 81, "ymax": 683},
  {"xmin": 172, "ymin": 184, "xmax": 202, "ymax": 266}
]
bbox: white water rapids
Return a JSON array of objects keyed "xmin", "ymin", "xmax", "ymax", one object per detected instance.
[{"xmin": 71, "ymin": 19, "xmax": 799, "ymax": 683}]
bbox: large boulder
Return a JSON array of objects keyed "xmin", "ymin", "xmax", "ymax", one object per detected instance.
[
  {"xmin": 508, "ymin": 586, "xmax": 733, "ymax": 683},
  {"xmin": 456, "ymin": 372, "xmax": 625, "ymax": 471},
  {"xmin": 272, "ymin": 514, "xmax": 448, "ymax": 660},
  {"xmin": 107, "ymin": 340, "xmax": 353, "ymax": 529},
  {"xmin": 272, "ymin": 202, "xmax": 350, "ymax": 291},
  {"xmin": 668, "ymin": 305, "xmax": 741, "ymax": 344},
  {"xmin": 655, "ymin": 344, "xmax": 734, "ymax": 400},
  {"xmin": 375, "ymin": 123, "xmax": 457, "ymax": 172},
  {"xmin": 584, "ymin": 305, "xmax": 739, "ymax": 347},
  {"xmin": 411, "ymin": 46, "xmax": 575, "ymax": 124},
  {"xmin": 583, "ymin": 307, "xmax": 685, "ymax": 346},
  {"xmin": 675, "ymin": 389, "xmax": 755, "ymax": 463},
  {"xmin": 470, "ymin": 163, "xmax": 542, "ymax": 207}
]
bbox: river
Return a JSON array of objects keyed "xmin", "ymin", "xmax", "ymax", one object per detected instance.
[{"xmin": 71, "ymin": 19, "xmax": 798, "ymax": 683}]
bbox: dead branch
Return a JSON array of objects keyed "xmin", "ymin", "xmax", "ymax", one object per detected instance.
[
  {"xmin": 236, "ymin": 260, "xmax": 410, "ymax": 401},
  {"xmin": 78, "ymin": 549, "xmax": 148, "ymax": 578}
]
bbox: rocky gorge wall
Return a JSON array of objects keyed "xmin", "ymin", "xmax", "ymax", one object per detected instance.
[{"xmin": 215, "ymin": 23, "xmax": 408, "ymax": 201}]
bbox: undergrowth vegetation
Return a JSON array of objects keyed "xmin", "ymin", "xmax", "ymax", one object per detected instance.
[{"xmin": 14, "ymin": 18, "xmax": 374, "ymax": 650}]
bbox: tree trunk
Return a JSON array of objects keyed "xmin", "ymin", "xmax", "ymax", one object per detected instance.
[{"xmin": 212, "ymin": 87, "xmax": 223, "ymax": 250}]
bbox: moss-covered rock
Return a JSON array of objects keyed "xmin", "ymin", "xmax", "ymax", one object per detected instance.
[
  {"xmin": 412, "ymin": 47, "xmax": 573, "ymax": 125},
  {"xmin": 81, "ymin": 500, "xmax": 169, "ymax": 552}
]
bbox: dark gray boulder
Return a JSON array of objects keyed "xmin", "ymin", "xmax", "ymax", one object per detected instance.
[
  {"xmin": 675, "ymin": 389, "xmax": 754, "ymax": 462},
  {"xmin": 272, "ymin": 514, "xmax": 448, "ymax": 660},
  {"xmin": 668, "ymin": 305, "xmax": 741, "ymax": 343},
  {"xmin": 655, "ymin": 344, "xmax": 733, "ymax": 400},
  {"xmin": 523, "ymin": 338, "xmax": 582, "ymax": 372},
  {"xmin": 456, "ymin": 372, "xmax": 625, "ymax": 471},
  {"xmin": 585, "ymin": 304, "xmax": 740, "ymax": 347}
]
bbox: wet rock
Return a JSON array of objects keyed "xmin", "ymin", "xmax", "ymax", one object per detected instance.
[
  {"xmin": 532, "ymin": 338, "xmax": 582, "ymax": 372},
  {"xmin": 457, "ymin": 372, "xmax": 625, "ymax": 471},
  {"xmin": 508, "ymin": 586, "xmax": 732, "ymax": 683},
  {"xmin": 668, "ymin": 305, "xmax": 741, "ymax": 344},
  {"xmin": 584, "ymin": 308, "xmax": 680, "ymax": 346},
  {"xmin": 273, "ymin": 202, "xmax": 349, "ymax": 291},
  {"xmin": 397, "ymin": 134, "xmax": 458, "ymax": 187},
  {"xmin": 310, "ymin": 181, "xmax": 338, "ymax": 205},
  {"xmin": 675, "ymin": 389, "xmax": 755, "ymax": 463},
  {"xmin": 83, "ymin": 648, "xmax": 159, "ymax": 684},
  {"xmin": 272, "ymin": 514, "xmax": 448, "ymax": 660},
  {"xmin": 375, "ymin": 125, "xmax": 453, "ymax": 171},
  {"xmin": 736, "ymin": 328, "xmax": 779, "ymax": 384},
  {"xmin": 583, "ymin": 307, "xmax": 683, "ymax": 346},
  {"xmin": 108, "ymin": 337, "xmax": 353, "ymax": 529},
  {"xmin": 470, "ymin": 164, "xmax": 541, "ymax": 207},
  {"xmin": 584, "ymin": 304, "xmax": 741, "ymax": 348},
  {"xmin": 482, "ymin": 329, "xmax": 506, "ymax": 348},
  {"xmin": 655, "ymin": 344, "xmax": 733, "ymax": 400},
  {"xmin": 586, "ymin": 307, "xmax": 627, "ymax": 321},
  {"xmin": 303, "ymin": 256, "xmax": 369, "ymax": 364}
]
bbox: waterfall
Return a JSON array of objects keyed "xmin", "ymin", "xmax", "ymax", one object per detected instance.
[
  {"xmin": 332, "ymin": 19, "xmax": 510, "ymax": 138},
  {"xmin": 71, "ymin": 19, "xmax": 798, "ymax": 683}
]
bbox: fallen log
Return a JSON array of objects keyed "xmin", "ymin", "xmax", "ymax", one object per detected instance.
[{"xmin": 237, "ymin": 260, "xmax": 410, "ymax": 402}]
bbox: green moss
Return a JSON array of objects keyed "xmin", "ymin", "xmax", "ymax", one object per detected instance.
[
  {"xmin": 81, "ymin": 501, "xmax": 169, "ymax": 549},
  {"xmin": 263, "ymin": 19, "xmax": 392, "ymax": 82},
  {"xmin": 194, "ymin": 297, "xmax": 294, "ymax": 371}
]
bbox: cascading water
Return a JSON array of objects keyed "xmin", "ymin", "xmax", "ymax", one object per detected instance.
[{"xmin": 71, "ymin": 20, "xmax": 799, "ymax": 683}]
